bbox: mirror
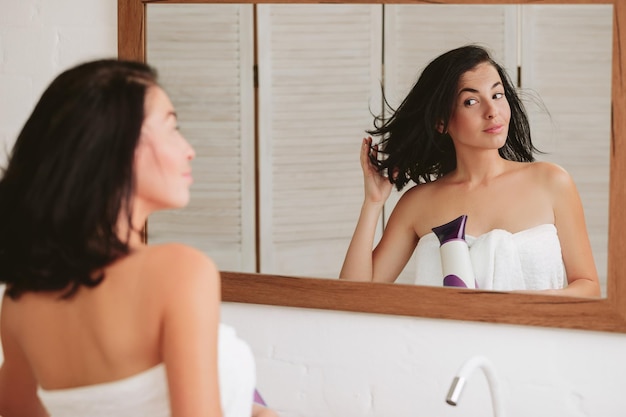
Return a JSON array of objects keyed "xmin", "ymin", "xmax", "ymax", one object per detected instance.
[
  {"xmin": 118, "ymin": 0, "xmax": 626, "ymax": 333},
  {"xmin": 141, "ymin": 2, "xmax": 612, "ymax": 291}
]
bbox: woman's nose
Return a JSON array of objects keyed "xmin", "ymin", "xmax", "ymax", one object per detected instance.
[
  {"xmin": 184, "ymin": 137, "xmax": 196, "ymax": 160},
  {"xmin": 485, "ymin": 101, "xmax": 498, "ymax": 119}
]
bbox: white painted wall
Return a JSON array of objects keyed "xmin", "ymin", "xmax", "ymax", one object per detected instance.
[
  {"xmin": 224, "ymin": 303, "xmax": 626, "ymax": 417},
  {"xmin": 1, "ymin": 1, "xmax": 625, "ymax": 416},
  {"xmin": 0, "ymin": 0, "xmax": 117, "ymax": 165}
]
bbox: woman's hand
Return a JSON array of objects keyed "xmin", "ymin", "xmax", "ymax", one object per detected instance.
[{"xmin": 361, "ymin": 137, "xmax": 394, "ymax": 205}]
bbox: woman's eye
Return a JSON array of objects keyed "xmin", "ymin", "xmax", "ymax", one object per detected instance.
[
  {"xmin": 493, "ymin": 92, "xmax": 504, "ymax": 99},
  {"xmin": 464, "ymin": 98, "xmax": 477, "ymax": 106}
]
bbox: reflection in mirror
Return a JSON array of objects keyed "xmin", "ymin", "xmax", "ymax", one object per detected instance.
[{"xmin": 145, "ymin": 3, "xmax": 611, "ymax": 296}]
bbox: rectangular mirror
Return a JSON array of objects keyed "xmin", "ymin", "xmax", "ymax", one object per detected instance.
[
  {"xmin": 118, "ymin": 0, "xmax": 626, "ymax": 333},
  {"xmin": 143, "ymin": 2, "xmax": 611, "ymax": 293}
]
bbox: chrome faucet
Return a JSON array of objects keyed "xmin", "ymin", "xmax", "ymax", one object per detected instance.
[{"xmin": 446, "ymin": 355, "xmax": 505, "ymax": 417}]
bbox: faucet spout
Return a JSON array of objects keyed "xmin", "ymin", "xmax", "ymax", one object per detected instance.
[{"xmin": 445, "ymin": 355, "xmax": 505, "ymax": 417}]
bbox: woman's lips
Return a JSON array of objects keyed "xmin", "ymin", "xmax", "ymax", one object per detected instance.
[{"xmin": 484, "ymin": 124, "xmax": 504, "ymax": 134}]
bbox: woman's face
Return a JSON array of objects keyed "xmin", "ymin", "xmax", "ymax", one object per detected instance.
[
  {"xmin": 134, "ymin": 86, "xmax": 195, "ymax": 214},
  {"xmin": 445, "ymin": 62, "xmax": 511, "ymax": 154}
]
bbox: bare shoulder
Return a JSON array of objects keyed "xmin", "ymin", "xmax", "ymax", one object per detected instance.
[
  {"xmin": 138, "ymin": 243, "xmax": 220, "ymax": 293},
  {"xmin": 397, "ymin": 179, "xmax": 449, "ymax": 211},
  {"xmin": 390, "ymin": 183, "xmax": 428, "ymax": 216},
  {"xmin": 524, "ymin": 161, "xmax": 576, "ymax": 191},
  {"xmin": 525, "ymin": 160, "xmax": 569, "ymax": 176},
  {"xmin": 396, "ymin": 181, "xmax": 438, "ymax": 204},
  {"xmin": 141, "ymin": 243, "xmax": 216, "ymax": 267}
]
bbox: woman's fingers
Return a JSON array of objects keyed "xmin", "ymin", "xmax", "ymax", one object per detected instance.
[
  {"xmin": 361, "ymin": 137, "xmax": 371, "ymax": 156},
  {"xmin": 360, "ymin": 137, "xmax": 375, "ymax": 172},
  {"xmin": 358, "ymin": 137, "xmax": 393, "ymax": 200}
]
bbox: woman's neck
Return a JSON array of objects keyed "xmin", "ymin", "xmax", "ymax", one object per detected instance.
[{"xmin": 116, "ymin": 207, "xmax": 149, "ymax": 249}]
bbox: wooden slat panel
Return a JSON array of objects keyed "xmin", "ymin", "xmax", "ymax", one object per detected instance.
[
  {"xmin": 522, "ymin": 4, "xmax": 613, "ymax": 294},
  {"xmin": 257, "ymin": 4, "xmax": 383, "ymax": 277},
  {"xmin": 145, "ymin": 4, "xmax": 256, "ymax": 272}
]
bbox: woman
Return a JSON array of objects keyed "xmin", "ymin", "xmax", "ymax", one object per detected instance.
[
  {"xmin": 340, "ymin": 45, "xmax": 600, "ymax": 297},
  {"xmin": 0, "ymin": 59, "xmax": 276, "ymax": 416}
]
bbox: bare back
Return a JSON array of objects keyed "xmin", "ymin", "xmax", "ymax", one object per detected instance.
[{"xmin": 1, "ymin": 243, "xmax": 215, "ymax": 390}]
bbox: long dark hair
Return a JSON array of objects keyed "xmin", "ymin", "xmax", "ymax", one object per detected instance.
[
  {"xmin": 369, "ymin": 44, "xmax": 537, "ymax": 190},
  {"xmin": 0, "ymin": 59, "xmax": 158, "ymax": 299}
]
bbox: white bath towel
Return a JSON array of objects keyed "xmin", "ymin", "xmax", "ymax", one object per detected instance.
[
  {"xmin": 38, "ymin": 323, "xmax": 256, "ymax": 417},
  {"xmin": 414, "ymin": 223, "xmax": 566, "ymax": 291}
]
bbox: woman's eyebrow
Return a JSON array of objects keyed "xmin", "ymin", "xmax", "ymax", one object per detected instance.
[{"xmin": 458, "ymin": 81, "xmax": 503, "ymax": 95}]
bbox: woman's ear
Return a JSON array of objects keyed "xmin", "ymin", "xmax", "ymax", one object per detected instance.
[{"xmin": 436, "ymin": 120, "xmax": 445, "ymax": 134}]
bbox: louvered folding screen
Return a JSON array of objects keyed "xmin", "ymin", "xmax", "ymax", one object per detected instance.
[
  {"xmin": 145, "ymin": 4, "xmax": 256, "ymax": 272},
  {"xmin": 256, "ymin": 4, "xmax": 383, "ymax": 277},
  {"xmin": 384, "ymin": 5, "xmax": 517, "ymax": 284},
  {"xmin": 521, "ymin": 5, "xmax": 612, "ymax": 293}
]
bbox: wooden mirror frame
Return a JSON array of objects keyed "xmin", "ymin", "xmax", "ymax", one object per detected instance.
[{"xmin": 119, "ymin": 0, "xmax": 626, "ymax": 333}]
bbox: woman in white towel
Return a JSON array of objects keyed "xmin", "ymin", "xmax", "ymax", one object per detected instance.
[
  {"xmin": 0, "ymin": 59, "xmax": 277, "ymax": 417},
  {"xmin": 340, "ymin": 45, "xmax": 600, "ymax": 297}
]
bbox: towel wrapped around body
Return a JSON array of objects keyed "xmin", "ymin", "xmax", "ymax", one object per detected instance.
[
  {"xmin": 414, "ymin": 223, "xmax": 566, "ymax": 291},
  {"xmin": 38, "ymin": 323, "xmax": 256, "ymax": 417}
]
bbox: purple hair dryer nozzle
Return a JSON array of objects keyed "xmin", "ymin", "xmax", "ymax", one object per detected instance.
[
  {"xmin": 431, "ymin": 215, "xmax": 477, "ymax": 289},
  {"xmin": 432, "ymin": 215, "xmax": 468, "ymax": 245}
]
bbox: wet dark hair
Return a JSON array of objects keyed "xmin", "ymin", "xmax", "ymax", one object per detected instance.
[
  {"xmin": 0, "ymin": 59, "xmax": 158, "ymax": 299},
  {"xmin": 369, "ymin": 44, "xmax": 537, "ymax": 190}
]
